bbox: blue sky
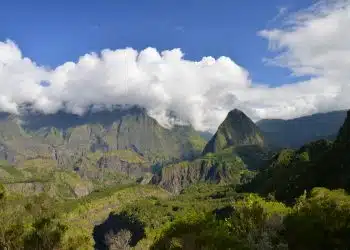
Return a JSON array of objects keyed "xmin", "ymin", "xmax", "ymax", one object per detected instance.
[
  {"xmin": 0, "ymin": 0, "xmax": 348, "ymax": 131},
  {"xmin": 0, "ymin": 0, "xmax": 313, "ymax": 86}
]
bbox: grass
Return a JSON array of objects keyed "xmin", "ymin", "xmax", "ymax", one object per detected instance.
[
  {"xmin": 188, "ymin": 134, "xmax": 207, "ymax": 152},
  {"xmin": 0, "ymin": 165, "xmax": 25, "ymax": 178},
  {"xmin": 87, "ymin": 149, "xmax": 146, "ymax": 164}
]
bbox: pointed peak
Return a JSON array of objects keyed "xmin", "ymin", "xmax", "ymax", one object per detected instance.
[
  {"xmin": 229, "ymin": 108, "xmax": 244, "ymax": 114},
  {"xmin": 222, "ymin": 109, "xmax": 254, "ymax": 128},
  {"xmin": 227, "ymin": 108, "xmax": 252, "ymax": 119},
  {"xmin": 203, "ymin": 109, "xmax": 264, "ymax": 154}
]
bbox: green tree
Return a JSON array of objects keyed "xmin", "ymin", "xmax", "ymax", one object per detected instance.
[
  {"xmin": 24, "ymin": 216, "xmax": 67, "ymax": 250},
  {"xmin": 284, "ymin": 188, "xmax": 350, "ymax": 250}
]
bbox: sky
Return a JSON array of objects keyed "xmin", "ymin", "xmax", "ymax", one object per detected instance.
[{"xmin": 0, "ymin": 0, "xmax": 349, "ymax": 132}]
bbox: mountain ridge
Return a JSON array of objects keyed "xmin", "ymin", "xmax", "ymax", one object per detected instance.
[
  {"xmin": 257, "ymin": 110, "xmax": 347, "ymax": 148},
  {"xmin": 203, "ymin": 109, "xmax": 265, "ymax": 154}
]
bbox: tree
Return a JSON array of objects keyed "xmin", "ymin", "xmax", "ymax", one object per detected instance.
[
  {"xmin": 24, "ymin": 216, "xmax": 67, "ymax": 250},
  {"xmin": 0, "ymin": 183, "xmax": 6, "ymax": 201},
  {"xmin": 284, "ymin": 188, "xmax": 350, "ymax": 250},
  {"xmin": 105, "ymin": 229, "xmax": 132, "ymax": 250}
]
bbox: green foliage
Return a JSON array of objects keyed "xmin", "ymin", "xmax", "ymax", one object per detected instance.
[
  {"xmin": 0, "ymin": 108, "xmax": 349, "ymax": 250},
  {"xmin": 0, "ymin": 183, "xmax": 169, "ymax": 249},
  {"xmin": 149, "ymin": 187, "xmax": 350, "ymax": 250},
  {"xmin": 87, "ymin": 149, "xmax": 146, "ymax": 164},
  {"xmin": 275, "ymin": 149, "xmax": 294, "ymax": 166},
  {"xmin": 188, "ymin": 134, "xmax": 207, "ymax": 152},
  {"xmin": 150, "ymin": 194, "xmax": 288, "ymax": 250},
  {"xmin": 241, "ymin": 140, "xmax": 333, "ymax": 203},
  {"xmin": 284, "ymin": 188, "xmax": 350, "ymax": 250},
  {"xmin": 0, "ymin": 163, "xmax": 93, "ymax": 199},
  {"xmin": 24, "ymin": 216, "xmax": 67, "ymax": 250},
  {"xmin": 0, "ymin": 183, "xmax": 6, "ymax": 200},
  {"xmin": 151, "ymin": 211, "xmax": 245, "ymax": 250}
]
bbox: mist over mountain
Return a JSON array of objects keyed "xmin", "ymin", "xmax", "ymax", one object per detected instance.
[
  {"xmin": 2, "ymin": 1, "xmax": 350, "ymax": 249},
  {"xmin": 0, "ymin": 105, "xmax": 208, "ymax": 167},
  {"xmin": 1, "ymin": 35, "xmax": 350, "ymax": 133}
]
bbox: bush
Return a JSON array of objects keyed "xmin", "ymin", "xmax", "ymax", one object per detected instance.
[
  {"xmin": 105, "ymin": 229, "xmax": 132, "ymax": 250},
  {"xmin": 284, "ymin": 188, "xmax": 350, "ymax": 250},
  {"xmin": 151, "ymin": 196, "xmax": 289, "ymax": 250},
  {"xmin": 24, "ymin": 216, "xmax": 67, "ymax": 250}
]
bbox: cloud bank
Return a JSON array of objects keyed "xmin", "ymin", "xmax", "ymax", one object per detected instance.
[{"xmin": 0, "ymin": 0, "xmax": 349, "ymax": 132}]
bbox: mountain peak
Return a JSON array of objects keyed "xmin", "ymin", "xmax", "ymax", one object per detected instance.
[
  {"xmin": 226, "ymin": 109, "xmax": 252, "ymax": 123},
  {"xmin": 228, "ymin": 108, "xmax": 246, "ymax": 116},
  {"xmin": 203, "ymin": 109, "xmax": 264, "ymax": 154}
]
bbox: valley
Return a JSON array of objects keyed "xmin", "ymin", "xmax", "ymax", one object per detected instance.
[{"xmin": 1, "ymin": 106, "xmax": 350, "ymax": 249}]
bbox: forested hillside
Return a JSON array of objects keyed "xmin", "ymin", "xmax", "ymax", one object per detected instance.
[{"xmin": 1, "ymin": 109, "xmax": 350, "ymax": 250}]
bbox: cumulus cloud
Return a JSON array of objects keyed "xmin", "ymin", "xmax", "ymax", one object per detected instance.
[
  {"xmin": 0, "ymin": 42, "xmax": 252, "ymax": 131},
  {"xmin": 258, "ymin": 0, "xmax": 350, "ymax": 117},
  {"xmin": 0, "ymin": 0, "xmax": 349, "ymax": 132}
]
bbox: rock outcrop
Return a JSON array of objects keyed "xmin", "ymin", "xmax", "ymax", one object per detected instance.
[{"xmin": 154, "ymin": 155, "xmax": 245, "ymax": 193}]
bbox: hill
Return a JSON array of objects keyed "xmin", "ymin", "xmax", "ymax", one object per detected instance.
[
  {"xmin": 243, "ymin": 110, "xmax": 350, "ymax": 203},
  {"xmin": 203, "ymin": 109, "xmax": 265, "ymax": 154},
  {"xmin": 257, "ymin": 110, "xmax": 347, "ymax": 148},
  {"xmin": 154, "ymin": 109, "xmax": 271, "ymax": 193}
]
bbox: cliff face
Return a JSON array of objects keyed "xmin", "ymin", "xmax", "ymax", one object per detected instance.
[
  {"xmin": 154, "ymin": 155, "xmax": 245, "ymax": 193},
  {"xmin": 0, "ymin": 106, "xmax": 208, "ymax": 192},
  {"xmin": 96, "ymin": 155, "xmax": 151, "ymax": 179},
  {"xmin": 0, "ymin": 107, "xmax": 206, "ymax": 167},
  {"xmin": 203, "ymin": 109, "xmax": 264, "ymax": 154}
]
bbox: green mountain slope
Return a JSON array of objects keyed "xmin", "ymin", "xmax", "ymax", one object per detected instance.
[
  {"xmin": 2, "ymin": 108, "xmax": 350, "ymax": 249},
  {"xmin": 154, "ymin": 153, "xmax": 246, "ymax": 193},
  {"xmin": 243, "ymin": 110, "xmax": 350, "ymax": 203},
  {"xmin": 257, "ymin": 110, "xmax": 347, "ymax": 148},
  {"xmin": 0, "ymin": 107, "xmax": 207, "ymax": 181},
  {"xmin": 154, "ymin": 109, "xmax": 271, "ymax": 193},
  {"xmin": 203, "ymin": 109, "xmax": 265, "ymax": 154}
]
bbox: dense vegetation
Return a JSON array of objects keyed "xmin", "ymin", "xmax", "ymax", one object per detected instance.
[
  {"xmin": 242, "ymin": 111, "xmax": 350, "ymax": 204},
  {"xmin": 0, "ymin": 109, "xmax": 350, "ymax": 249}
]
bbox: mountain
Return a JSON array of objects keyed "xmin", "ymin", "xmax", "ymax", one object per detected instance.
[
  {"xmin": 3, "ymin": 107, "xmax": 350, "ymax": 249},
  {"xmin": 153, "ymin": 109, "xmax": 271, "ymax": 193},
  {"xmin": 257, "ymin": 110, "xmax": 347, "ymax": 148},
  {"xmin": 243, "ymin": 109, "xmax": 350, "ymax": 203},
  {"xmin": 198, "ymin": 131, "xmax": 213, "ymax": 141},
  {"xmin": 203, "ymin": 109, "xmax": 265, "ymax": 154},
  {"xmin": 153, "ymin": 150, "xmax": 250, "ymax": 193},
  {"xmin": 0, "ymin": 106, "xmax": 206, "ymax": 163},
  {"xmin": 0, "ymin": 106, "xmax": 208, "ymax": 197}
]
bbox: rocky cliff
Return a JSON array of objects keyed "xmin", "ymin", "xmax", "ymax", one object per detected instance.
[{"xmin": 154, "ymin": 153, "xmax": 246, "ymax": 193}]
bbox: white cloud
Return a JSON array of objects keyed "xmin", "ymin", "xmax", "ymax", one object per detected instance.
[
  {"xmin": 258, "ymin": 0, "xmax": 350, "ymax": 118},
  {"xmin": 0, "ymin": 42, "xmax": 252, "ymax": 131},
  {"xmin": 0, "ymin": 0, "xmax": 349, "ymax": 132}
]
